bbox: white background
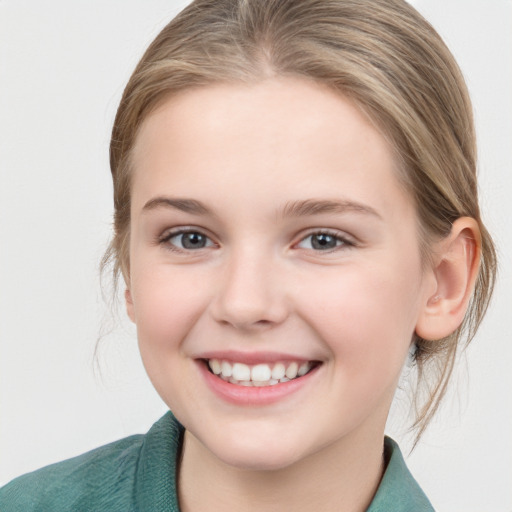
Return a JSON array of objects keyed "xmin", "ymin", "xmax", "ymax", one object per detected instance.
[{"xmin": 0, "ymin": 1, "xmax": 511, "ymax": 510}]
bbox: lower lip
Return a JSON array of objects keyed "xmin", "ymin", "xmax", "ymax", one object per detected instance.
[{"xmin": 197, "ymin": 361, "xmax": 321, "ymax": 406}]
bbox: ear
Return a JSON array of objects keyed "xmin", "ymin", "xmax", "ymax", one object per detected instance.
[
  {"xmin": 415, "ymin": 217, "xmax": 481, "ymax": 341},
  {"xmin": 125, "ymin": 288, "xmax": 136, "ymax": 323}
]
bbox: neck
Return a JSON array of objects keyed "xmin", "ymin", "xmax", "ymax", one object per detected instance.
[{"xmin": 178, "ymin": 426, "xmax": 386, "ymax": 512}]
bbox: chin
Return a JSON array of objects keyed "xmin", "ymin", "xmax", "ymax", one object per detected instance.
[
  {"xmin": 202, "ymin": 429, "xmax": 308, "ymax": 472},
  {"xmin": 218, "ymin": 447, "xmax": 303, "ymax": 472}
]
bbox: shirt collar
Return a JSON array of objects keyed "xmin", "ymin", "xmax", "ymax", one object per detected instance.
[
  {"xmin": 136, "ymin": 413, "xmax": 434, "ymax": 511},
  {"xmin": 367, "ymin": 436, "xmax": 434, "ymax": 511}
]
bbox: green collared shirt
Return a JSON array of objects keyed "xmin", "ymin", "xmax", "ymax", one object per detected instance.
[{"xmin": 0, "ymin": 411, "xmax": 434, "ymax": 511}]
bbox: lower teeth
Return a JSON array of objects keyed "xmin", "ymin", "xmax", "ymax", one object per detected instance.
[{"xmin": 221, "ymin": 375, "xmax": 294, "ymax": 386}]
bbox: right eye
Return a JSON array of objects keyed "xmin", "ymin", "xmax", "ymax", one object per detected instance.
[{"xmin": 161, "ymin": 230, "xmax": 216, "ymax": 251}]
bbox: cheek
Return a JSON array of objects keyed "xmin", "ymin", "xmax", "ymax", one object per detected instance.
[
  {"xmin": 130, "ymin": 266, "xmax": 212, "ymax": 410},
  {"xmin": 130, "ymin": 265, "xmax": 211, "ymax": 353},
  {"xmin": 297, "ymin": 257, "xmax": 423, "ymax": 366}
]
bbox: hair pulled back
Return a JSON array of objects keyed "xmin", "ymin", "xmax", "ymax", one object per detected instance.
[{"xmin": 106, "ymin": 0, "xmax": 497, "ymax": 441}]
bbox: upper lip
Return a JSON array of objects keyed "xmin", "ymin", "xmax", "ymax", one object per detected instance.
[{"xmin": 195, "ymin": 350, "xmax": 320, "ymax": 365}]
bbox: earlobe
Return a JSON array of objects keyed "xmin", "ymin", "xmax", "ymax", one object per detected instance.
[
  {"xmin": 125, "ymin": 289, "xmax": 136, "ymax": 323},
  {"xmin": 415, "ymin": 217, "xmax": 481, "ymax": 341}
]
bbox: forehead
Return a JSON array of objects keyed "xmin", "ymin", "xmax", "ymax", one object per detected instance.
[{"xmin": 130, "ymin": 78, "xmax": 412, "ymax": 221}]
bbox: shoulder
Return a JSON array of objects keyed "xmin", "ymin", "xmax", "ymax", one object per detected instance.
[
  {"xmin": 367, "ymin": 437, "xmax": 435, "ymax": 512},
  {"xmin": 0, "ymin": 433, "xmax": 144, "ymax": 512},
  {"xmin": 0, "ymin": 411, "xmax": 183, "ymax": 512}
]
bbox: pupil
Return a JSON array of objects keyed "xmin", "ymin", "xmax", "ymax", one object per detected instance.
[
  {"xmin": 182, "ymin": 232, "xmax": 206, "ymax": 249},
  {"xmin": 312, "ymin": 234, "xmax": 336, "ymax": 250}
]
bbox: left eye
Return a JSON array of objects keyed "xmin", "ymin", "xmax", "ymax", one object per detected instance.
[
  {"xmin": 166, "ymin": 231, "xmax": 215, "ymax": 250},
  {"xmin": 297, "ymin": 232, "xmax": 349, "ymax": 251}
]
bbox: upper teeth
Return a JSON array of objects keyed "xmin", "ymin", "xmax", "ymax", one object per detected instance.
[{"xmin": 208, "ymin": 359, "xmax": 313, "ymax": 386}]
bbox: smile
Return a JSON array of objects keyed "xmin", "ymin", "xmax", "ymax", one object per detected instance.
[{"xmin": 206, "ymin": 359, "xmax": 318, "ymax": 387}]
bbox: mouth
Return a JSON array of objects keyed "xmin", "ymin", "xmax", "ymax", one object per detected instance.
[{"xmin": 203, "ymin": 358, "xmax": 321, "ymax": 387}]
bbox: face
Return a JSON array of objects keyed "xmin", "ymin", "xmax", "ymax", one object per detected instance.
[{"xmin": 127, "ymin": 78, "xmax": 433, "ymax": 471}]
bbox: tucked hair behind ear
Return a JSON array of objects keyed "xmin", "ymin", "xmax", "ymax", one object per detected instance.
[{"xmin": 104, "ymin": 0, "xmax": 497, "ymax": 443}]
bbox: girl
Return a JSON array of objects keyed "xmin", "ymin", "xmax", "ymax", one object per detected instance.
[{"xmin": 0, "ymin": 0, "xmax": 503, "ymax": 510}]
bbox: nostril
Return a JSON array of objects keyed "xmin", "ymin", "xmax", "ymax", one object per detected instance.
[
  {"xmin": 216, "ymin": 315, "xmax": 279, "ymax": 331},
  {"xmin": 255, "ymin": 319, "xmax": 272, "ymax": 326}
]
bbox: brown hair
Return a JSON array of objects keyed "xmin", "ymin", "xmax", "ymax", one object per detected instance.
[{"xmin": 105, "ymin": 0, "xmax": 497, "ymax": 441}]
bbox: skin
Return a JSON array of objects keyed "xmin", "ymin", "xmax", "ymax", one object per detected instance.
[{"xmin": 125, "ymin": 78, "xmax": 480, "ymax": 511}]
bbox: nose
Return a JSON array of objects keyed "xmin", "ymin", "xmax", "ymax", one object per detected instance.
[{"xmin": 210, "ymin": 247, "xmax": 289, "ymax": 331}]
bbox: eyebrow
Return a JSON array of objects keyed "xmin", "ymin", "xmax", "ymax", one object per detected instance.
[
  {"xmin": 279, "ymin": 199, "xmax": 382, "ymax": 220},
  {"xmin": 141, "ymin": 196, "xmax": 382, "ymax": 220},
  {"xmin": 142, "ymin": 197, "xmax": 211, "ymax": 215}
]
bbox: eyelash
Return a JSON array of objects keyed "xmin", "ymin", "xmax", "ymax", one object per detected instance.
[
  {"xmin": 158, "ymin": 228, "xmax": 217, "ymax": 253},
  {"xmin": 157, "ymin": 228, "xmax": 355, "ymax": 254},
  {"xmin": 296, "ymin": 230, "xmax": 355, "ymax": 252}
]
